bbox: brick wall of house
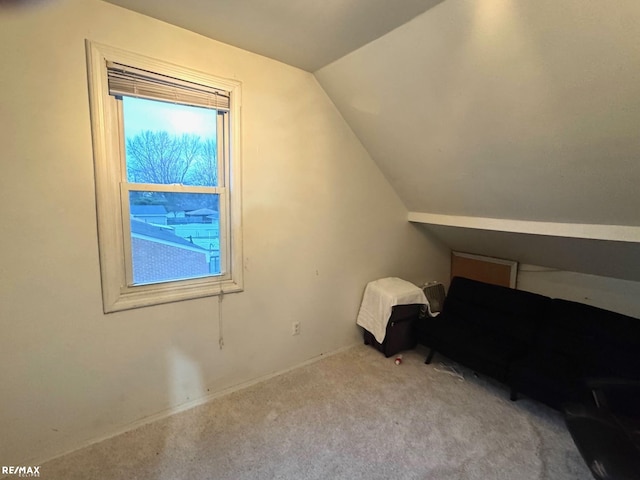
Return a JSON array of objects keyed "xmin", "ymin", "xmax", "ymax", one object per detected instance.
[{"xmin": 132, "ymin": 238, "xmax": 209, "ymax": 284}]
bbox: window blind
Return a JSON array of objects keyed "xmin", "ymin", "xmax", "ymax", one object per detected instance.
[{"xmin": 107, "ymin": 61, "xmax": 230, "ymax": 111}]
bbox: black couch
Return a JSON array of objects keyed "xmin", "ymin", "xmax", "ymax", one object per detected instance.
[{"xmin": 417, "ymin": 276, "xmax": 640, "ymax": 411}]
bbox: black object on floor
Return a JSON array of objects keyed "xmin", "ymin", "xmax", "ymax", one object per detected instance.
[
  {"xmin": 363, "ymin": 304, "xmax": 422, "ymax": 358},
  {"xmin": 564, "ymin": 378, "xmax": 640, "ymax": 480}
]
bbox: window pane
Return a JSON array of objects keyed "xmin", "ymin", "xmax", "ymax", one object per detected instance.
[
  {"xmin": 129, "ymin": 191, "xmax": 220, "ymax": 285},
  {"xmin": 122, "ymin": 96, "xmax": 218, "ymax": 187}
]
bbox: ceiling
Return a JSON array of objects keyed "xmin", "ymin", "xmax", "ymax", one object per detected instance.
[
  {"xmin": 315, "ymin": 0, "xmax": 640, "ymax": 281},
  {"xmin": 101, "ymin": 0, "xmax": 640, "ymax": 282},
  {"xmin": 424, "ymin": 225, "xmax": 640, "ymax": 283},
  {"xmin": 316, "ymin": 0, "xmax": 640, "ymax": 227},
  {"xmin": 102, "ymin": 0, "xmax": 444, "ymax": 72}
]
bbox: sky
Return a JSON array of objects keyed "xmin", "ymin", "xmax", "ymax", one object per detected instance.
[{"xmin": 122, "ymin": 96, "xmax": 218, "ymax": 139}]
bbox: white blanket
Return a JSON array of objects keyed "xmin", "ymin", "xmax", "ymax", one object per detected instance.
[{"xmin": 356, "ymin": 277, "xmax": 427, "ymax": 344}]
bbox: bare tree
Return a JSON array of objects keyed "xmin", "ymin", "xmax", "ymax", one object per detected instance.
[
  {"xmin": 126, "ymin": 130, "xmax": 219, "ymax": 211},
  {"xmin": 188, "ymin": 138, "xmax": 218, "ymax": 187},
  {"xmin": 126, "ymin": 131, "xmax": 204, "ymax": 184}
]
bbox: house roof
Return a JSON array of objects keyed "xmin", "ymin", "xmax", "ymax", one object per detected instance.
[
  {"xmin": 186, "ymin": 208, "xmax": 217, "ymax": 216},
  {"xmin": 130, "ymin": 205, "xmax": 167, "ymax": 216},
  {"xmin": 130, "ymin": 220, "xmax": 207, "ymax": 252}
]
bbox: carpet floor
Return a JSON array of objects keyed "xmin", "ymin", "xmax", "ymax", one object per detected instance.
[{"xmin": 41, "ymin": 344, "xmax": 591, "ymax": 479}]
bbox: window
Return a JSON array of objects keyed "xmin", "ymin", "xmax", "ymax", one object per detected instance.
[{"xmin": 86, "ymin": 41, "xmax": 243, "ymax": 312}]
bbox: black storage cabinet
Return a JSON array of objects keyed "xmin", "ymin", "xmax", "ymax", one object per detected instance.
[{"xmin": 363, "ymin": 304, "xmax": 422, "ymax": 357}]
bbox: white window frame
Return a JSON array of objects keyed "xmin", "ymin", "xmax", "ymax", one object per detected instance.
[{"xmin": 86, "ymin": 41, "xmax": 243, "ymax": 313}]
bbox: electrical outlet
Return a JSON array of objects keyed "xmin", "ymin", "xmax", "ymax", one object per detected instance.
[{"xmin": 292, "ymin": 321, "xmax": 301, "ymax": 336}]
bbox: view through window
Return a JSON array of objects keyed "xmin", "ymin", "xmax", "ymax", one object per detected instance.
[{"xmin": 122, "ymin": 97, "xmax": 221, "ymax": 285}]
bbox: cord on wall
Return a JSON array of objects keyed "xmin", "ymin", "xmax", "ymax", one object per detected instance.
[{"xmin": 218, "ymin": 288, "xmax": 225, "ymax": 350}]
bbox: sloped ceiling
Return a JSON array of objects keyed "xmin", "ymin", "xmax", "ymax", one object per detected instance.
[
  {"xmin": 428, "ymin": 226, "xmax": 640, "ymax": 282},
  {"xmin": 315, "ymin": 0, "xmax": 640, "ymax": 281},
  {"xmin": 102, "ymin": 0, "xmax": 444, "ymax": 72},
  {"xmin": 101, "ymin": 0, "xmax": 640, "ymax": 281},
  {"xmin": 315, "ymin": 0, "xmax": 640, "ymax": 225}
]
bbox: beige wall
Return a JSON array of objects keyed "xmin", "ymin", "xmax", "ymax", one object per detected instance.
[{"xmin": 0, "ymin": 0, "xmax": 449, "ymax": 465}]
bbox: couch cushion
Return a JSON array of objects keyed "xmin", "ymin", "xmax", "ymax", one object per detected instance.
[
  {"xmin": 435, "ymin": 331, "xmax": 526, "ymax": 382},
  {"xmin": 442, "ymin": 277, "xmax": 551, "ymax": 345},
  {"xmin": 509, "ymin": 350, "xmax": 587, "ymax": 410},
  {"xmin": 426, "ymin": 277, "xmax": 552, "ymax": 382},
  {"xmin": 547, "ymin": 299, "xmax": 640, "ymax": 378}
]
